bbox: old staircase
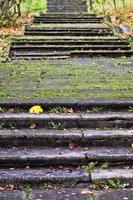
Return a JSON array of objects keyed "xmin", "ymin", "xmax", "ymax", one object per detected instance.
[
  {"xmin": 9, "ymin": 0, "xmax": 133, "ymax": 59},
  {"xmin": 1, "ymin": 0, "xmax": 133, "ymax": 199}
]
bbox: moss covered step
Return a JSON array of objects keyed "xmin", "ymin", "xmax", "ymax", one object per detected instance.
[
  {"xmin": 34, "ymin": 19, "xmax": 103, "ymax": 23},
  {"xmin": 34, "ymin": 16, "xmax": 103, "ymax": 20},
  {"xmin": 24, "ymin": 31, "xmax": 113, "ymax": 36},
  {"xmin": 9, "ymin": 50, "xmax": 133, "ymax": 59},
  {"xmin": 24, "ymin": 27, "xmax": 111, "ymax": 32},
  {"xmin": 10, "ymin": 45, "xmax": 131, "ymax": 52},
  {"xmin": 0, "ymin": 112, "xmax": 133, "ymax": 129},
  {"xmin": 0, "ymin": 147, "xmax": 133, "ymax": 167},
  {"xmin": 0, "ymin": 167, "xmax": 90, "ymax": 185},
  {"xmin": 0, "ymin": 129, "xmax": 133, "ymax": 147},
  {"xmin": 11, "ymin": 36, "xmax": 127, "ymax": 40},
  {"xmin": 71, "ymin": 50, "xmax": 133, "ymax": 57},
  {"xmin": 28, "ymin": 27, "xmax": 108, "ymax": 31},
  {"xmin": 34, "ymin": 15, "xmax": 101, "ymax": 19},
  {"xmin": 11, "ymin": 39, "xmax": 129, "ymax": 46},
  {"xmin": 9, "ymin": 52, "xmax": 71, "ymax": 60},
  {"xmin": 24, "ymin": 27, "xmax": 113, "ymax": 36},
  {"xmin": 0, "ymin": 98, "xmax": 133, "ymax": 110}
]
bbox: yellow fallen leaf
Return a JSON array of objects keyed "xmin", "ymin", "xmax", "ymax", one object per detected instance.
[
  {"xmin": 29, "ymin": 105, "xmax": 43, "ymax": 114},
  {"xmin": 131, "ymin": 144, "xmax": 133, "ymax": 149}
]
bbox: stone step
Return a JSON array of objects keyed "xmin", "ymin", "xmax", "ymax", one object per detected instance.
[
  {"xmin": 0, "ymin": 167, "xmax": 90, "ymax": 185},
  {"xmin": 71, "ymin": 50, "xmax": 133, "ymax": 57},
  {"xmin": 35, "ymin": 15, "xmax": 100, "ymax": 19},
  {"xmin": 0, "ymin": 147, "xmax": 133, "ymax": 167},
  {"xmin": 25, "ymin": 27, "xmax": 111, "ymax": 32},
  {"xmin": 29, "ymin": 188, "xmax": 133, "ymax": 200},
  {"xmin": 11, "ymin": 40, "xmax": 129, "ymax": 46},
  {"xmin": 39, "ymin": 13, "xmax": 96, "ymax": 17},
  {"xmin": 10, "ymin": 51, "xmax": 71, "ymax": 59},
  {"xmin": 0, "ymin": 129, "xmax": 133, "ymax": 147},
  {"xmin": 11, "ymin": 36, "xmax": 127, "ymax": 40},
  {"xmin": 34, "ymin": 19, "xmax": 103, "ymax": 23},
  {"xmin": 0, "ymin": 98, "xmax": 133, "ymax": 110},
  {"xmin": 10, "ymin": 50, "xmax": 133, "ymax": 59},
  {"xmin": 10, "ymin": 44, "xmax": 131, "ymax": 51},
  {"xmin": 0, "ymin": 112, "xmax": 133, "ymax": 129},
  {"xmin": 24, "ymin": 31, "xmax": 113, "ymax": 36},
  {"xmin": 91, "ymin": 168, "xmax": 133, "ymax": 187},
  {"xmin": 1, "ymin": 167, "xmax": 133, "ymax": 187},
  {"xmin": 34, "ymin": 16, "xmax": 102, "ymax": 20}
]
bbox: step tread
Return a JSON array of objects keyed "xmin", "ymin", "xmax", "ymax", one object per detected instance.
[
  {"xmin": 0, "ymin": 98, "xmax": 132, "ymax": 106},
  {"xmin": 12, "ymin": 36, "xmax": 124, "ymax": 40},
  {"xmin": 91, "ymin": 168, "xmax": 133, "ymax": 182},
  {"xmin": 0, "ymin": 167, "xmax": 89, "ymax": 183},
  {"xmin": 0, "ymin": 129, "xmax": 133, "ymax": 139},
  {"xmin": 11, "ymin": 52, "xmax": 71, "ymax": 56},
  {"xmin": 11, "ymin": 50, "xmax": 133, "ymax": 56},
  {"xmin": 26, "ymin": 27, "xmax": 108, "ymax": 30},
  {"xmin": 0, "ymin": 147, "xmax": 133, "ymax": 160},
  {"xmin": 0, "ymin": 112, "xmax": 133, "ymax": 120},
  {"xmin": 11, "ymin": 45, "xmax": 130, "ymax": 48}
]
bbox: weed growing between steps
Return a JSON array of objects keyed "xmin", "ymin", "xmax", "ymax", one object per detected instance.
[
  {"xmin": 0, "ymin": 57, "xmax": 133, "ymax": 99},
  {"xmin": 85, "ymin": 162, "xmax": 110, "ymax": 172},
  {"xmin": 92, "ymin": 178, "xmax": 126, "ymax": 190},
  {"xmin": 0, "ymin": 105, "xmax": 133, "ymax": 113},
  {"xmin": 22, "ymin": 184, "xmax": 32, "ymax": 200}
]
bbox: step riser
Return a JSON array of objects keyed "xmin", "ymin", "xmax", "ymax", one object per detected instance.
[
  {"xmin": 12, "ymin": 42, "xmax": 129, "ymax": 45},
  {"xmin": 39, "ymin": 14, "xmax": 96, "ymax": 17},
  {"xmin": 0, "ymin": 99, "xmax": 133, "ymax": 110},
  {"xmin": 25, "ymin": 28, "xmax": 112, "ymax": 31},
  {"xmin": 25, "ymin": 28, "xmax": 111, "ymax": 32},
  {"xmin": 72, "ymin": 51, "xmax": 133, "ymax": 57},
  {"xmin": 0, "ymin": 119, "xmax": 133, "ymax": 129},
  {"xmin": 10, "ymin": 51, "xmax": 133, "ymax": 58},
  {"xmin": 0, "ymin": 154, "xmax": 133, "ymax": 167},
  {"xmin": 24, "ymin": 32, "xmax": 113, "ymax": 36},
  {"xmin": 34, "ymin": 18, "xmax": 103, "ymax": 21},
  {"xmin": 0, "ymin": 137, "xmax": 132, "ymax": 147},
  {"xmin": 0, "ymin": 168, "xmax": 90, "ymax": 185},
  {"xmin": 34, "ymin": 16, "xmax": 102, "ymax": 19},
  {"xmin": 10, "ymin": 55, "xmax": 69, "ymax": 59},
  {"xmin": 34, "ymin": 20, "xmax": 103, "ymax": 23},
  {"xmin": 10, "ymin": 46, "xmax": 130, "ymax": 51}
]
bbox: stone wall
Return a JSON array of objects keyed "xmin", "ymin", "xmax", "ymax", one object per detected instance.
[{"xmin": 47, "ymin": 0, "xmax": 88, "ymax": 13}]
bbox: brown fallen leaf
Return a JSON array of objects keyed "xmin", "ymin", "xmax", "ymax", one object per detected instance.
[
  {"xmin": 64, "ymin": 108, "xmax": 74, "ymax": 113},
  {"xmin": 0, "ymin": 186, "xmax": 5, "ymax": 191},
  {"xmin": 69, "ymin": 143, "xmax": 77, "ymax": 149},
  {"xmin": 5, "ymin": 184, "xmax": 15, "ymax": 190},
  {"xmin": 29, "ymin": 123, "xmax": 36, "ymax": 129},
  {"xmin": 6, "ymin": 108, "xmax": 15, "ymax": 113}
]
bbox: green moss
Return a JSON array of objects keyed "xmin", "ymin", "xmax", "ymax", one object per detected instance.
[{"xmin": 0, "ymin": 57, "xmax": 133, "ymax": 99}]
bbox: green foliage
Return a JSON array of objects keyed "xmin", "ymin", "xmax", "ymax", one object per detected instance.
[
  {"xmin": 108, "ymin": 178, "xmax": 125, "ymax": 189},
  {"xmin": 86, "ymin": 162, "xmax": 98, "ymax": 171},
  {"xmin": 0, "ymin": 107, "xmax": 4, "ymax": 113},
  {"xmin": 22, "ymin": 0, "xmax": 47, "ymax": 13},
  {"xmin": 22, "ymin": 184, "xmax": 32, "ymax": 199},
  {"xmin": 49, "ymin": 107, "xmax": 65, "ymax": 113},
  {"xmin": 100, "ymin": 162, "xmax": 110, "ymax": 169},
  {"xmin": 91, "ymin": 0, "xmax": 133, "ymax": 14}
]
